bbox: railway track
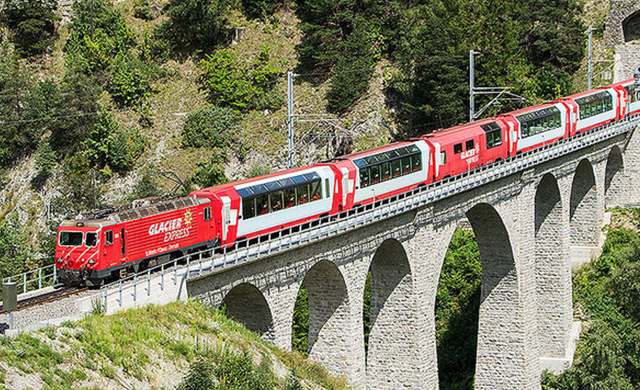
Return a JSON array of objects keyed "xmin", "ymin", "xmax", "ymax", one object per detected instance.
[{"xmin": 0, "ymin": 286, "xmax": 88, "ymax": 314}]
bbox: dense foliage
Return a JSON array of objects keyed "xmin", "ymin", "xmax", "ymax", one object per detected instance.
[
  {"xmin": 0, "ymin": 0, "xmax": 59, "ymax": 57},
  {"xmin": 0, "ymin": 43, "xmax": 49, "ymax": 168},
  {"xmin": 198, "ymin": 46, "xmax": 284, "ymax": 111},
  {"xmin": 542, "ymin": 213, "xmax": 640, "ymax": 389},
  {"xmin": 291, "ymin": 282, "xmax": 309, "ymax": 356},
  {"xmin": 154, "ymin": 0, "xmax": 231, "ymax": 56},
  {"xmin": 181, "ymin": 107, "xmax": 241, "ymax": 149},
  {"xmin": 295, "ymin": 0, "xmax": 585, "ymax": 124}
]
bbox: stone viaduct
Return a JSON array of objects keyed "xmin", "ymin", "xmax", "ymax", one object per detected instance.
[{"xmin": 186, "ymin": 123, "xmax": 640, "ymax": 389}]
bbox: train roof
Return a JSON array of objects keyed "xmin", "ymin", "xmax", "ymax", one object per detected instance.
[
  {"xmin": 191, "ymin": 165, "xmax": 321, "ymax": 197},
  {"xmin": 61, "ymin": 196, "xmax": 209, "ymax": 227},
  {"xmin": 328, "ymin": 140, "xmax": 421, "ymax": 161},
  {"xmin": 498, "ymin": 100, "xmax": 562, "ymax": 118},
  {"xmin": 561, "ymin": 85, "xmax": 616, "ymax": 101},
  {"xmin": 421, "ymin": 118, "xmax": 501, "ymax": 142}
]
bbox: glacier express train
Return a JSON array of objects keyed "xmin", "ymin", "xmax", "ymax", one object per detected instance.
[{"xmin": 55, "ymin": 78, "xmax": 639, "ymax": 286}]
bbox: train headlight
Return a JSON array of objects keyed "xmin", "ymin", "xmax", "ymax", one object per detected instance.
[
  {"xmin": 56, "ymin": 258, "xmax": 63, "ymax": 263},
  {"xmin": 88, "ymin": 259, "xmax": 96, "ymax": 265}
]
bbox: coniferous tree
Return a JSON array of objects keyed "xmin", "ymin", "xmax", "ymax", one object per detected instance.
[{"xmin": 0, "ymin": 0, "xmax": 59, "ymax": 57}]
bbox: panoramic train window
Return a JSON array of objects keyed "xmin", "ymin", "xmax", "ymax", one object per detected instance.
[
  {"xmin": 517, "ymin": 107, "xmax": 562, "ymax": 138},
  {"xmin": 85, "ymin": 232, "xmax": 97, "ymax": 247},
  {"xmin": 465, "ymin": 140, "xmax": 474, "ymax": 151},
  {"xmin": 481, "ymin": 122, "xmax": 502, "ymax": 149},
  {"xmin": 576, "ymin": 91, "xmax": 613, "ymax": 120},
  {"xmin": 105, "ymin": 230, "xmax": 113, "ymax": 246},
  {"xmin": 355, "ymin": 144, "xmax": 422, "ymax": 188},
  {"xmin": 454, "ymin": 143, "xmax": 463, "ymax": 154},
  {"xmin": 59, "ymin": 231, "xmax": 83, "ymax": 246},
  {"xmin": 626, "ymin": 85, "xmax": 640, "ymax": 104},
  {"xmin": 238, "ymin": 172, "xmax": 325, "ymax": 219}
]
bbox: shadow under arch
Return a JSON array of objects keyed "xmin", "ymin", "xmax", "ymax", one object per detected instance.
[
  {"xmin": 223, "ymin": 282, "xmax": 274, "ymax": 341},
  {"xmin": 570, "ymin": 159, "xmax": 598, "ymax": 246},
  {"xmin": 465, "ymin": 203, "xmax": 528, "ymax": 388},
  {"xmin": 535, "ymin": 173, "xmax": 571, "ymax": 358},
  {"xmin": 365, "ymin": 238, "xmax": 417, "ymax": 389},
  {"xmin": 605, "ymin": 146, "xmax": 624, "ymax": 207}
]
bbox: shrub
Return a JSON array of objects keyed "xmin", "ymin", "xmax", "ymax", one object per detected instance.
[
  {"xmin": 155, "ymin": 0, "xmax": 231, "ymax": 56},
  {"xmin": 0, "ymin": 0, "xmax": 59, "ymax": 57},
  {"xmin": 0, "ymin": 212, "xmax": 34, "ymax": 279},
  {"xmin": 81, "ymin": 114, "xmax": 146, "ymax": 174},
  {"xmin": 198, "ymin": 46, "xmax": 284, "ymax": 111},
  {"xmin": 191, "ymin": 158, "xmax": 228, "ymax": 189},
  {"xmin": 242, "ymin": 0, "xmax": 281, "ymax": 20},
  {"xmin": 181, "ymin": 106, "xmax": 240, "ymax": 149},
  {"xmin": 64, "ymin": 0, "xmax": 136, "ymax": 74},
  {"xmin": 107, "ymin": 53, "xmax": 154, "ymax": 107}
]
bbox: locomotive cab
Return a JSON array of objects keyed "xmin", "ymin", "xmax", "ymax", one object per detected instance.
[{"xmin": 56, "ymin": 219, "xmax": 115, "ymax": 286}]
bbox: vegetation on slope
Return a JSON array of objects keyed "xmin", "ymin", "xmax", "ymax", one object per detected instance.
[
  {"xmin": 542, "ymin": 208, "xmax": 640, "ymax": 389},
  {"xmin": 0, "ymin": 300, "xmax": 348, "ymax": 390}
]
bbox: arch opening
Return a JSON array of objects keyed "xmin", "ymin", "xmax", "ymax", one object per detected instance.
[
  {"xmin": 435, "ymin": 223, "xmax": 480, "ymax": 390},
  {"xmin": 535, "ymin": 173, "xmax": 571, "ymax": 358},
  {"xmin": 223, "ymin": 283, "xmax": 274, "ymax": 341},
  {"xmin": 365, "ymin": 239, "xmax": 417, "ymax": 389},
  {"xmin": 570, "ymin": 159, "xmax": 599, "ymax": 246},
  {"xmin": 605, "ymin": 146, "xmax": 624, "ymax": 208},
  {"xmin": 623, "ymin": 10, "xmax": 640, "ymax": 42}
]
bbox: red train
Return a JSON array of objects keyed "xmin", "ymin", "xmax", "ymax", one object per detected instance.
[{"xmin": 55, "ymin": 78, "xmax": 640, "ymax": 286}]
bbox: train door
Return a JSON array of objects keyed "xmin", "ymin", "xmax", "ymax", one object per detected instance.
[
  {"xmin": 221, "ymin": 196, "xmax": 232, "ymax": 243},
  {"xmin": 120, "ymin": 227, "xmax": 126, "ymax": 261},
  {"xmin": 103, "ymin": 229, "xmax": 119, "ymax": 267}
]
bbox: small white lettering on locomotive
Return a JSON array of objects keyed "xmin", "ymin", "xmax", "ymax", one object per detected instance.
[{"xmin": 148, "ymin": 218, "xmax": 183, "ymax": 236}]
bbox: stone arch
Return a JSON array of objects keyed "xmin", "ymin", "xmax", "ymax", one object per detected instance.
[
  {"xmin": 465, "ymin": 203, "xmax": 529, "ymax": 389},
  {"xmin": 223, "ymin": 283, "xmax": 274, "ymax": 341},
  {"xmin": 366, "ymin": 239, "xmax": 418, "ymax": 389},
  {"xmin": 605, "ymin": 146, "xmax": 624, "ymax": 208},
  {"xmin": 570, "ymin": 159, "xmax": 599, "ymax": 246},
  {"xmin": 623, "ymin": 10, "xmax": 640, "ymax": 42},
  {"xmin": 535, "ymin": 173, "xmax": 571, "ymax": 359},
  {"xmin": 302, "ymin": 260, "xmax": 352, "ymax": 375}
]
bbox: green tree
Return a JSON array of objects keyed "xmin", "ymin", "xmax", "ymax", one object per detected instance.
[
  {"xmin": 47, "ymin": 72, "xmax": 103, "ymax": 156},
  {"xmin": 326, "ymin": 22, "xmax": 377, "ymax": 114},
  {"xmin": 64, "ymin": 0, "xmax": 136, "ymax": 74},
  {"xmin": 435, "ymin": 229, "xmax": 481, "ymax": 390},
  {"xmin": 155, "ymin": 0, "xmax": 231, "ymax": 56},
  {"xmin": 181, "ymin": 106, "xmax": 240, "ymax": 149},
  {"xmin": 242, "ymin": 0, "xmax": 282, "ymax": 20},
  {"xmin": 0, "ymin": 0, "xmax": 59, "ymax": 57},
  {"xmin": 191, "ymin": 158, "xmax": 228, "ymax": 189},
  {"xmin": 198, "ymin": 46, "xmax": 284, "ymax": 111},
  {"xmin": 0, "ymin": 43, "xmax": 51, "ymax": 167},
  {"xmin": 295, "ymin": 0, "xmax": 386, "ymax": 113},
  {"xmin": 0, "ymin": 212, "xmax": 34, "ymax": 279}
]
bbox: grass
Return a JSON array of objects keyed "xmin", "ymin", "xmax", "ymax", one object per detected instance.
[{"xmin": 0, "ymin": 300, "xmax": 349, "ymax": 390}]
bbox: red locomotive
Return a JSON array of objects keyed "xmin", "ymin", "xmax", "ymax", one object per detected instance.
[{"xmin": 55, "ymin": 78, "xmax": 640, "ymax": 286}]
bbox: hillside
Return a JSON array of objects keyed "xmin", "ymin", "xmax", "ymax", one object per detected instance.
[
  {"xmin": 0, "ymin": 0, "xmax": 611, "ymax": 281},
  {"xmin": 0, "ymin": 300, "xmax": 348, "ymax": 390}
]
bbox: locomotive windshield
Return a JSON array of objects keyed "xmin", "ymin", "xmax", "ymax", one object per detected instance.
[
  {"xmin": 59, "ymin": 231, "xmax": 83, "ymax": 246},
  {"xmin": 85, "ymin": 232, "xmax": 98, "ymax": 247}
]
